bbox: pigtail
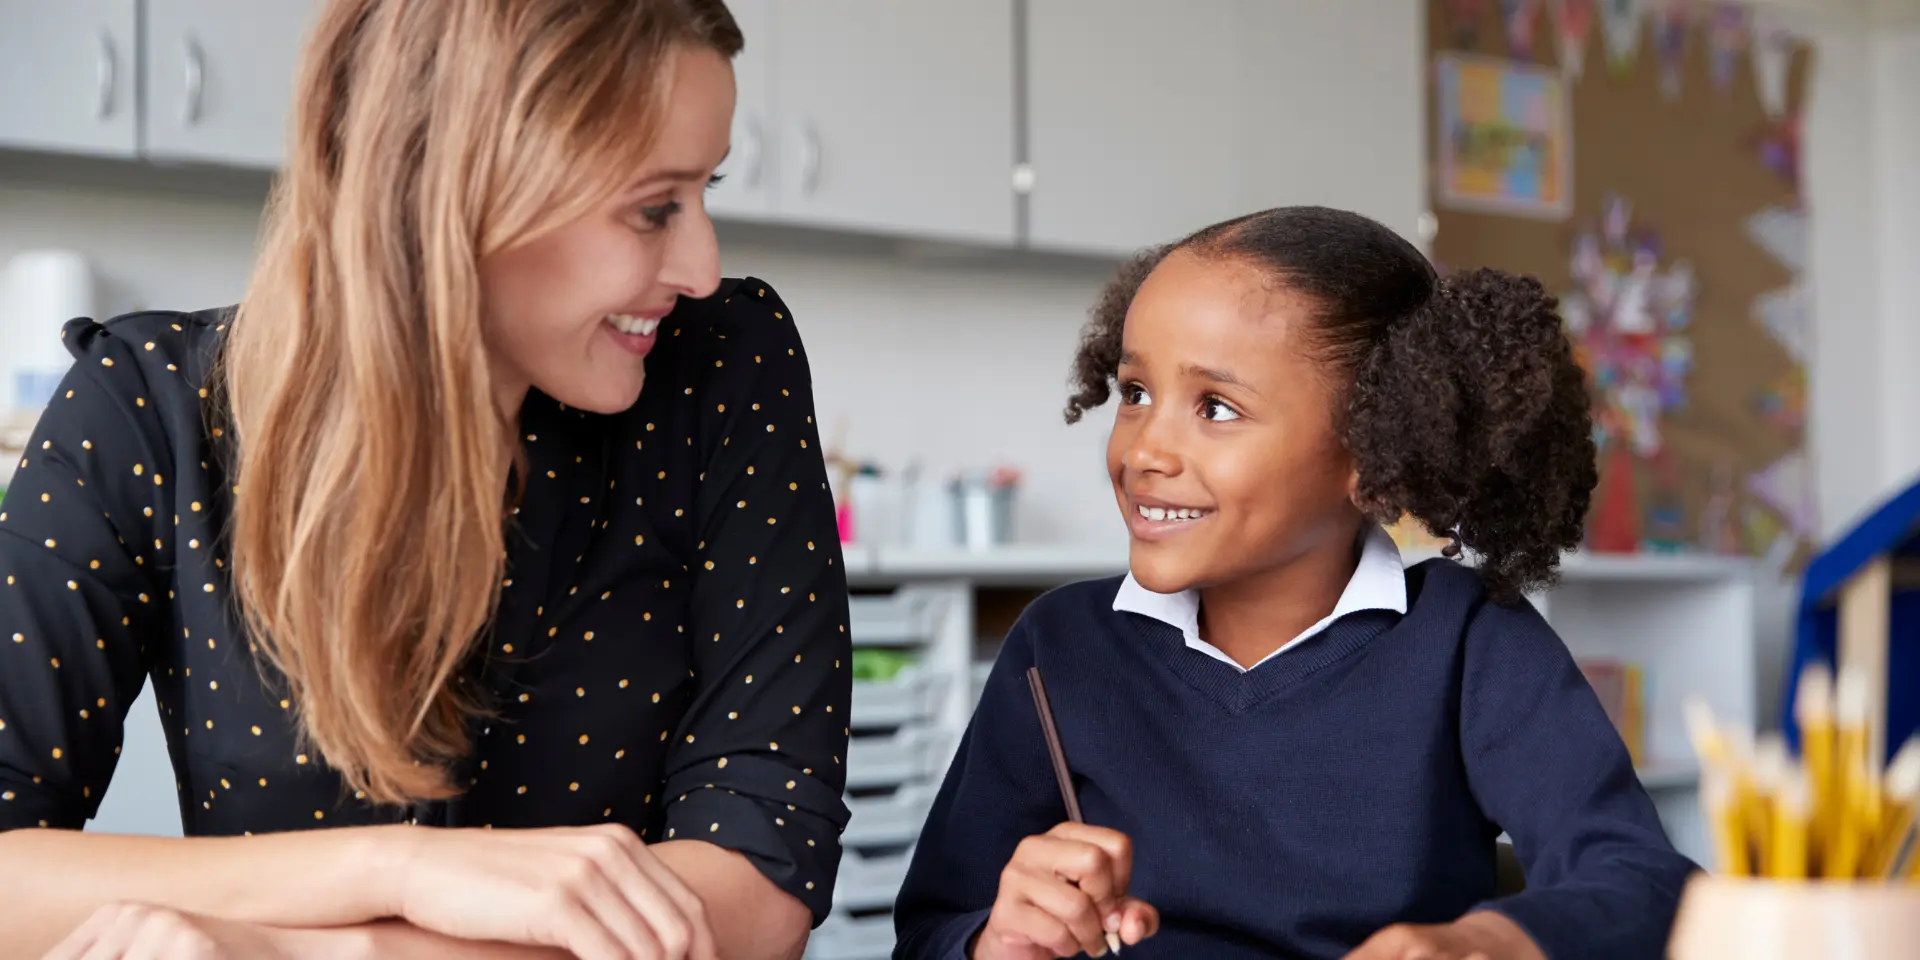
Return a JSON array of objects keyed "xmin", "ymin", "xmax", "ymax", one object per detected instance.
[{"xmin": 1345, "ymin": 268, "xmax": 1597, "ymax": 603}]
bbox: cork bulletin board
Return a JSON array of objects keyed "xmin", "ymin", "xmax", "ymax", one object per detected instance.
[{"xmin": 1407, "ymin": 0, "xmax": 1817, "ymax": 566}]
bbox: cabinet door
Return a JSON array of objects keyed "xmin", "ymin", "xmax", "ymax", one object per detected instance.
[
  {"xmin": 141, "ymin": 0, "xmax": 317, "ymax": 169},
  {"xmin": 1235, "ymin": 0, "xmax": 1426, "ymax": 247},
  {"xmin": 1025, "ymin": 0, "xmax": 1241, "ymax": 257},
  {"xmin": 0, "ymin": 0, "xmax": 137, "ymax": 157},
  {"xmin": 706, "ymin": 0, "xmax": 774, "ymax": 221},
  {"xmin": 765, "ymin": 1, "xmax": 1015, "ymax": 246}
]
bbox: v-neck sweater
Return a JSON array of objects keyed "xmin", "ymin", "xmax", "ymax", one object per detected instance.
[{"xmin": 893, "ymin": 561, "xmax": 1698, "ymax": 960}]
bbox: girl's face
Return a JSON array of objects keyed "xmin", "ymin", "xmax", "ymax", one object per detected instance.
[
  {"xmin": 1107, "ymin": 251, "xmax": 1362, "ymax": 594},
  {"xmin": 480, "ymin": 47, "xmax": 736, "ymax": 418}
]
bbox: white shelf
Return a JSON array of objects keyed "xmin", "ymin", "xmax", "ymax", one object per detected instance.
[{"xmin": 1637, "ymin": 760, "xmax": 1701, "ymax": 791}]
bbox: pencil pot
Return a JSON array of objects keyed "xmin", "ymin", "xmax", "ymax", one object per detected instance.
[{"xmin": 1666, "ymin": 875, "xmax": 1920, "ymax": 958}]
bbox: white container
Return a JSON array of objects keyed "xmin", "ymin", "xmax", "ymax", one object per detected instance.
[
  {"xmin": 805, "ymin": 911, "xmax": 896, "ymax": 960},
  {"xmin": 850, "ymin": 667, "xmax": 949, "ymax": 729},
  {"xmin": 1, "ymin": 249, "xmax": 95, "ymax": 420},
  {"xmin": 833, "ymin": 846, "xmax": 915, "ymax": 911},
  {"xmin": 846, "ymin": 726, "xmax": 946, "ymax": 790},
  {"xmin": 842, "ymin": 784, "xmax": 938, "ymax": 848}
]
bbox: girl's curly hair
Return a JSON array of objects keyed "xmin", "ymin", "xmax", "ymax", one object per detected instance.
[{"xmin": 1065, "ymin": 207, "xmax": 1596, "ymax": 603}]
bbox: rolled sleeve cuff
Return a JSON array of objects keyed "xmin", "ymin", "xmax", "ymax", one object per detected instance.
[
  {"xmin": 662, "ymin": 756, "xmax": 850, "ymax": 925},
  {"xmin": 895, "ymin": 908, "xmax": 991, "ymax": 960}
]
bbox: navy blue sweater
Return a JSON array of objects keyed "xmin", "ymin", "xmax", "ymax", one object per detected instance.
[{"xmin": 893, "ymin": 561, "xmax": 1697, "ymax": 960}]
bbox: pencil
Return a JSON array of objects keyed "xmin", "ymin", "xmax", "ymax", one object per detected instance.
[
  {"xmin": 1793, "ymin": 663, "xmax": 1835, "ymax": 858},
  {"xmin": 1827, "ymin": 669, "xmax": 1874, "ymax": 878},
  {"xmin": 1769, "ymin": 759, "xmax": 1810, "ymax": 880},
  {"xmin": 1752, "ymin": 734, "xmax": 1789, "ymax": 875},
  {"xmin": 1703, "ymin": 770, "xmax": 1750, "ymax": 876},
  {"xmin": 1026, "ymin": 666, "xmax": 1124, "ymax": 956},
  {"xmin": 1869, "ymin": 737, "xmax": 1919, "ymax": 878}
]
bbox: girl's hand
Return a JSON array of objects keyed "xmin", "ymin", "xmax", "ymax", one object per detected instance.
[
  {"xmin": 1341, "ymin": 911, "xmax": 1546, "ymax": 960},
  {"xmin": 388, "ymin": 822, "xmax": 717, "ymax": 960},
  {"xmin": 39, "ymin": 904, "xmax": 328, "ymax": 960},
  {"xmin": 971, "ymin": 823, "xmax": 1159, "ymax": 959}
]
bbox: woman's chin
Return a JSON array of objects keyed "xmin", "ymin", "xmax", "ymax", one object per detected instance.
[{"xmin": 536, "ymin": 372, "xmax": 647, "ymax": 415}]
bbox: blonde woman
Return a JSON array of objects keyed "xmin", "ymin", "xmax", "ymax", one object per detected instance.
[{"xmin": 0, "ymin": 2, "xmax": 851, "ymax": 957}]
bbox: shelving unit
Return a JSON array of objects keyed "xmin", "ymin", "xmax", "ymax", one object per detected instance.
[{"xmin": 814, "ymin": 543, "xmax": 1755, "ymax": 959}]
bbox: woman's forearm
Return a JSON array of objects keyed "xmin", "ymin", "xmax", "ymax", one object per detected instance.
[
  {"xmin": 652, "ymin": 840, "xmax": 811, "ymax": 960},
  {"xmin": 0, "ymin": 826, "xmax": 402, "ymax": 960}
]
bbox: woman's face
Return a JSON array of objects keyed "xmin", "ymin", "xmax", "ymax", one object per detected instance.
[{"xmin": 480, "ymin": 47, "xmax": 736, "ymax": 418}]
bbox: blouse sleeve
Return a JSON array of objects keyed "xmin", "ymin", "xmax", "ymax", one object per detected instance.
[
  {"xmin": 659, "ymin": 280, "xmax": 853, "ymax": 925},
  {"xmin": 0, "ymin": 319, "xmax": 171, "ymax": 830}
]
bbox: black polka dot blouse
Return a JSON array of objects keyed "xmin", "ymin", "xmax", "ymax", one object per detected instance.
[{"xmin": 0, "ymin": 278, "xmax": 853, "ymax": 923}]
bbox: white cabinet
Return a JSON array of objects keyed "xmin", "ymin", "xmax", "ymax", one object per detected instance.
[
  {"xmin": 140, "ymin": 0, "xmax": 317, "ymax": 169},
  {"xmin": 761, "ymin": 1, "xmax": 1016, "ymax": 246},
  {"xmin": 1025, "ymin": 0, "xmax": 1242, "ymax": 257},
  {"xmin": 1235, "ymin": 0, "xmax": 1427, "ymax": 248},
  {"xmin": 0, "ymin": 0, "xmax": 138, "ymax": 158},
  {"xmin": 706, "ymin": 0, "xmax": 774, "ymax": 220}
]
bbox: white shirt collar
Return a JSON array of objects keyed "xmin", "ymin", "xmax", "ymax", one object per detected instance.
[{"xmin": 1112, "ymin": 524, "xmax": 1408, "ymax": 673}]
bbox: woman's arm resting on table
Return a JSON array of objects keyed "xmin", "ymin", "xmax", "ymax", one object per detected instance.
[{"xmin": 654, "ymin": 840, "xmax": 811, "ymax": 960}]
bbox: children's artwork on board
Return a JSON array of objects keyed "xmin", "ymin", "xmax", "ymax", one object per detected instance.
[
  {"xmin": 1559, "ymin": 195, "xmax": 1698, "ymax": 553},
  {"xmin": 1434, "ymin": 54, "xmax": 1574, "ymax": 220}
]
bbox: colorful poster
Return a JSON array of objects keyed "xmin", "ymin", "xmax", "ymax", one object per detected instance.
[{"xmin": 1435, "ymin": 54, "xmax": 1574, "ymax": 219}]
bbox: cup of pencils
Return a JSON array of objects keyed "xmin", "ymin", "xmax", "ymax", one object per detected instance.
[{"xmin": 1666, "ymin": 663, "xmax": 1920, "ymax": 959}]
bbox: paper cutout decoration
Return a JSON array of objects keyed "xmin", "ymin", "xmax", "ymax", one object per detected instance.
[
  {"xmin": 1751, "ymin": 9, "xmax": 1796, "ymax": 118},
  {"xmin": 1705, "ymin": 4, "xmax": 1750, "ymax": 94},
  {"xmin": 1500, "ymin": 0, "xmax": 1544, "ymax": 57},
  {"xmin": 1447, "ymin": 0, "xmax": 1493, "ymax": 48},
  {"xmin": 1754, "ymin": 114, "xmax": 1803, "ymax": 194},
  {"xmin": 1651, "ymin": 4, "xmax": 1690, "ymax": 99},
  {"xmin": 1753, "ymin": 367, "xmax": 1807, "ymax": 433},
  {"xmin": 1600, "ymin": 0, "xmax": 1644, "ymax": 73},
  {"xmin": 1745, "ymin": 206, "xmax": 1807, "ymax": 274},
  {"xmin": 1748, "ymin": 451, "xmax": 1817, "ymax": 541},
  {"xmin": 1751, "ymin": 284, "xmax": 1809, "ymax": 367},
  {"xmin": 1555, "ymin": 0, "xmax": 1598, "ymax": 79}
]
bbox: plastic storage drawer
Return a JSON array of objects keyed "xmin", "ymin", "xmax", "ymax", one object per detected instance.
[
  {"xmin": 851, "ymin": 667, "xmax": 948, "ymax": 729},
  {"xmin": 806, "ymin": 911, "xmax": 896, "ymax": 960},
  {"xmin": 834, "ymin": 846, "xmax": 915, "ymax": 910},
  {"xmin": 842, "ymin": 784, "xmax": 937, "ymax": 848},
  {"xmin": 846, "ymin": 726, "xmax": 945, "ymax": 789}
]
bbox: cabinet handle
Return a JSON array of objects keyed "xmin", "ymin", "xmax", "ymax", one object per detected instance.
[
  {"xmin": 182, "ymin": 37, "xmax": 205, "ymax": 125},
  {"xmin": 797, "ymin": 121, "xmax": 821, "ymax": 196},
  {"xmin": 94, "ymin": 29, "xmax": 116, "ymax": 120}
]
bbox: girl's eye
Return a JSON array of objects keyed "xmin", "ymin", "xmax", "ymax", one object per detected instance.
[
  {"xmin": 1201, "ymin": 396, "xmax": 1240, "ymax": 422},
  {"xmin": 1120, "ymin": 382, "xmax": 1152, "ymax": 406},
  {"xmin": 638, "ymin": 200, "xmax": 683, "ymax": 229}
]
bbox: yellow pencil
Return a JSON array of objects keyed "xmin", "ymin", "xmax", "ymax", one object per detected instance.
[
  {"xmin": 1826, "ymin": 669, "xmax": 1873, "ymax": 878},
  {"xmin": 1793, "ymin": 663, "xmax": 1836, "ymax": 858},
  {"xmin": 1751, "ymin": 733, "xmax": 1789, "ymax": 874},
  {"xmin": 1703, "ymin": 770, "xmax": 1750, "ymax": 876},
  {"xmin": 1868, "ymin": 737, "xmax": 1919, "ymax": 878},
  {"xmin": 1769, "ymin": 759, "xmax": 1811, "ymax": 879}
]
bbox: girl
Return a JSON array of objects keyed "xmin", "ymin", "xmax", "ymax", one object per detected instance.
[
  {"xmin": 0, "ymin": 2, "xmax": 851, "ymax": 958},
  {"xmin": 893, "ymin": 207, "xmax": 1697, "ymax": 960}
]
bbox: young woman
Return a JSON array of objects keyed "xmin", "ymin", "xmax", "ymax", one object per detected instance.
[
  {"xmin": 892, "ymin": 207, "xmax": 1698, "ymax": 960},
  {"xmin": 0, "ymin": 2, "xmax": 850, "ymax": 958}
]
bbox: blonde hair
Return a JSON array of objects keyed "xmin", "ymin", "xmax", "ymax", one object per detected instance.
[{"xmin": 223, "ymin": 0, "xmax": 742, "ymax": 805}]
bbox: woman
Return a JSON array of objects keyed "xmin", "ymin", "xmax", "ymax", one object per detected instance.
[{"xmin": 0, "ymin": 1, "xmax": 850, "ymax": 957}]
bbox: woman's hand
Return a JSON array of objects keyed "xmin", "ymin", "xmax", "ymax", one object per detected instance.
[
  {"xmin": 971, "ymin": 823, "xmax": 1158, "ymax": 959},
  {"xmin": 388, "ymin": 822, "xmax": 717, "ymax": 960},
  {"xmin": 1341, "ymin": 911, "xmax": 1546, "ymax": 960},
  {"xmin": 39, "ymin": 904, "xmax": 330, "ymax": 960}
]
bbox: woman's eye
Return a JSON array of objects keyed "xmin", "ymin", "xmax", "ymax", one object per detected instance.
[
  {"xmin": 1201, "ymin": 396, "xmax": 1240, "ymax": 422},
  {"xmin": 705, "ymin": 173, "xmax": 727, "ymax": 191},
  {"xmin": 1120, "ymin": 382, "xmax": 1151, "ymax": 406},
  {"xmin": 638, "ymin": 200, "xmax": 682, "ymax": 228}
]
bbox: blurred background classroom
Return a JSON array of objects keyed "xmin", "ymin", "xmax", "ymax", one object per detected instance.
[{"xmin": 1, "ymin": 1, "xmax": 1918, "ymax": 956}]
